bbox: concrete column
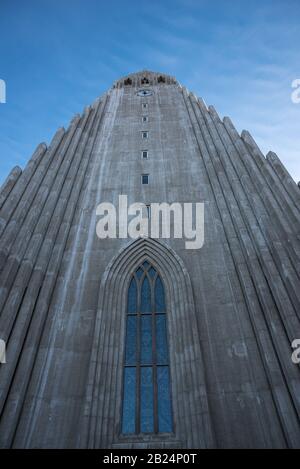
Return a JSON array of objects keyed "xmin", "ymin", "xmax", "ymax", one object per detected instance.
[
  {"xmin": 0, "ymin": 97, "xmax": 108, "ymax": 448},
  {"xmin": 266, "ymin": 151, "xmax": 300, "ymax": 208},
  {"xmin": 0, "ymin": 142, "xmax": 48, "ymax": 238},
  {"xmin": 221, "ymin": 117, "xmax": 300, "ymax": 305},
  {"xmin": 0, "ymin": 112, "xmax": 86, "ymax": 339},
  {"xmin": 0, "ymin": 134, "xmax": 64, "ymax": 273},
  {"xmin": 242, "ymin": 131, "xmax": 300, "ymax": 220},
  {"xmin": 182, "ymin": 89, "xmax": 300, "ymax": 447},
  {"xmin": 0, "ymin": 166, "xmax": 22, "ymax": 210}
]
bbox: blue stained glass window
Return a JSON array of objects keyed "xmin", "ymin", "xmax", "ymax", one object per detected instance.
[
  {"xmin": 157, "ymin": 367, "xmax": 172, "ymax": 433},
  {"xmin": 141, "ymin": 315, "xmax": 152, "ymax": 364},
  {"xmin": 122, "ymin": 368, "xmax": 136, "ymax": 434},
  {"xmin": 140, "ymin": 367, "xmax": 154, "ymax": 433},
  {"xmin": 127, "ymin": 278, "xmax": 137, "ymax": 313},
  {"xmin": 122, "ymin": 263, "xmax": 173, "ymax": 435},
  {"xmin": 141, "ymin": 276, "xmax": 151, "ymax": 313},
  {"xmin": 155, "ymin": 276, "xmax": 166, "ymax": 312},
  {"xmin": 136, "ymin": 268, "xmax": 143, "ymax": 279},
  {"xmin": 156, "ymin": 315, "xmax": 168, "ymax": 364},
  {"xmin": 125, "ymin": 316, "xmax": 137, "ymax": 365},
  {"xmin": 148, "ymin": 267, "xmax": 156, "ymax": 278}
]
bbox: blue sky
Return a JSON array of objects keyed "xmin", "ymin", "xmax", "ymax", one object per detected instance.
[{"xmin": 0, "ymin": 0, "xmax": 299, "ymax": 184}]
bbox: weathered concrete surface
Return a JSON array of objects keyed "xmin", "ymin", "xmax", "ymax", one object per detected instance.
[{"xmin": 0, "ymin": 70, "xmax": 299, "ymax": 448}]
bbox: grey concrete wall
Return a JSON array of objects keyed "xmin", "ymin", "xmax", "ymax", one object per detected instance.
[{"xmin": 0, "ymin": 70, "xmax": 299, "ymax": 448}]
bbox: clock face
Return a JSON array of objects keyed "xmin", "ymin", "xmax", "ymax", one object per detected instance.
[{"xmin": 137, "ymin": 89, "xmax": 153, "ymax": 97}]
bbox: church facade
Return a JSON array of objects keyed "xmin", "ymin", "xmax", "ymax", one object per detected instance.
[{"xmin": 0, "ymin": 70, "xmax": 299, "ymax": 448}]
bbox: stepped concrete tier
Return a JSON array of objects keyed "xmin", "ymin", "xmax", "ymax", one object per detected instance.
[{"xmin": 0, "ymin": 70, "xmax": 300, "ymax": 448}]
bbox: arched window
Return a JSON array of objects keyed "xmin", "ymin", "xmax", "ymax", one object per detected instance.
[{"xmin": 121, "ymin": 261, "xmax": 173, "ymax": 435}]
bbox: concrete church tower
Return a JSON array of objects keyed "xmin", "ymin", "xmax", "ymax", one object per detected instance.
[{"xmin": 0, "ymin": 70, "xmax": 300, "ymax": 448}]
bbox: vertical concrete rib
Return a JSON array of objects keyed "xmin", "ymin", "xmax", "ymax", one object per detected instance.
[
  {"xmin": 0, "ymin": 109, "xmax": 91, "ymax": 324},
  {"xmin": 182, "ymin": 88, "xmax": 300, "ymax": 447},
  {"xmin": 0, "ymin": 140, "xmax": 58, "ymax": 236},
  {"xmin": 208, "ymin": 100, "xmax": 300, "ymax": 438},
  {"xmin": 195, "ymin": 100, "xmax": 300, "ymax": 416},
  {"xmin": 266, "ymin": 150, "xmax": 300, "ymax": 209},
  {"xmin": 0, "ymin": 135, "xmax": 63, "ymax": 274},
  {"xmin": 0, "ymin": 96, "xmax": 108, "ymax": 448},
  {"xmin": 241, "ymin": 130, "xmax": 300, "ymax": 218},
  {"xmin": 182, "ymin": 90, "xmax": 276, "ymax": 446},
  {"xmin": 0, "ymin": 115, "xmax": 83, "ymax": 321},
  {"xmin": 202, "ymin": 103, "xmax": 300, "ymax": 299},
  {"xmin": 240, "ymin": 131, "xmax": 300, "ymax": 275},
  {"xmin": 0, "ymin": 166, "xmax": 22, "ymax": 210},
  {"xmin": 220, "ymin": 116, "xmax": 300, "ymax": 306},
  {"xmin": 223, "ymin": 117, "xmax": 300, "ymax": 264}
]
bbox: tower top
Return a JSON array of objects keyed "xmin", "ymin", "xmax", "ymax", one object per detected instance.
[{"xmin": 113, "ymin": 70, "xmax": 178, "ymax": 88}]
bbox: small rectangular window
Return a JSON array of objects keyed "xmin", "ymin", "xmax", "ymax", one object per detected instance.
[
  {"xmin": 142, "ymin": 116, "xmax": 148, "ymax": 123},
  {"xmin": 142, "ymin": 103, "xmax": 148, "ymax": 110},
  {"xmin": 142, "ymin": 174, "xmax": 149, "ymax": 185},
  {"xmin": 142, "ymin": 150, "xmax": 148, "ymax": 159},
  {"xmin": 142, "ymin": 131, "xmax": 148, "ymax": 139}
]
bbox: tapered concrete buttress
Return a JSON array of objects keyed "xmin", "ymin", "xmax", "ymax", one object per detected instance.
[{"xmin": 0, "ymin": 166, "xmax": 23, "ymax": 210}]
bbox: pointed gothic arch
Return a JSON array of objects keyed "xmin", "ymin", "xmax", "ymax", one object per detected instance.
[{"xmin": 80, "ymin": 238, "xmax": 214, "ymax": 449}]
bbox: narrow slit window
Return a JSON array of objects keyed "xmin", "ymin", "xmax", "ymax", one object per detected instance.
[
  {"xmin": 142, "ymin": 150, "xmax": 148, "ymax": 159},
  {"xmin": 142, "ymin": 131, "xmax": 148, "ymax": 139},
  {"xmin": 142, "ymin": 103, "xmax": 148, "ymax": 110},
  {"xmin": 142, "ymin": 116, "xmax": 148, "ymax": 123},
  {"xmin": 142, "ymin": 174, "xmax": 149, "ymax": 185}
]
